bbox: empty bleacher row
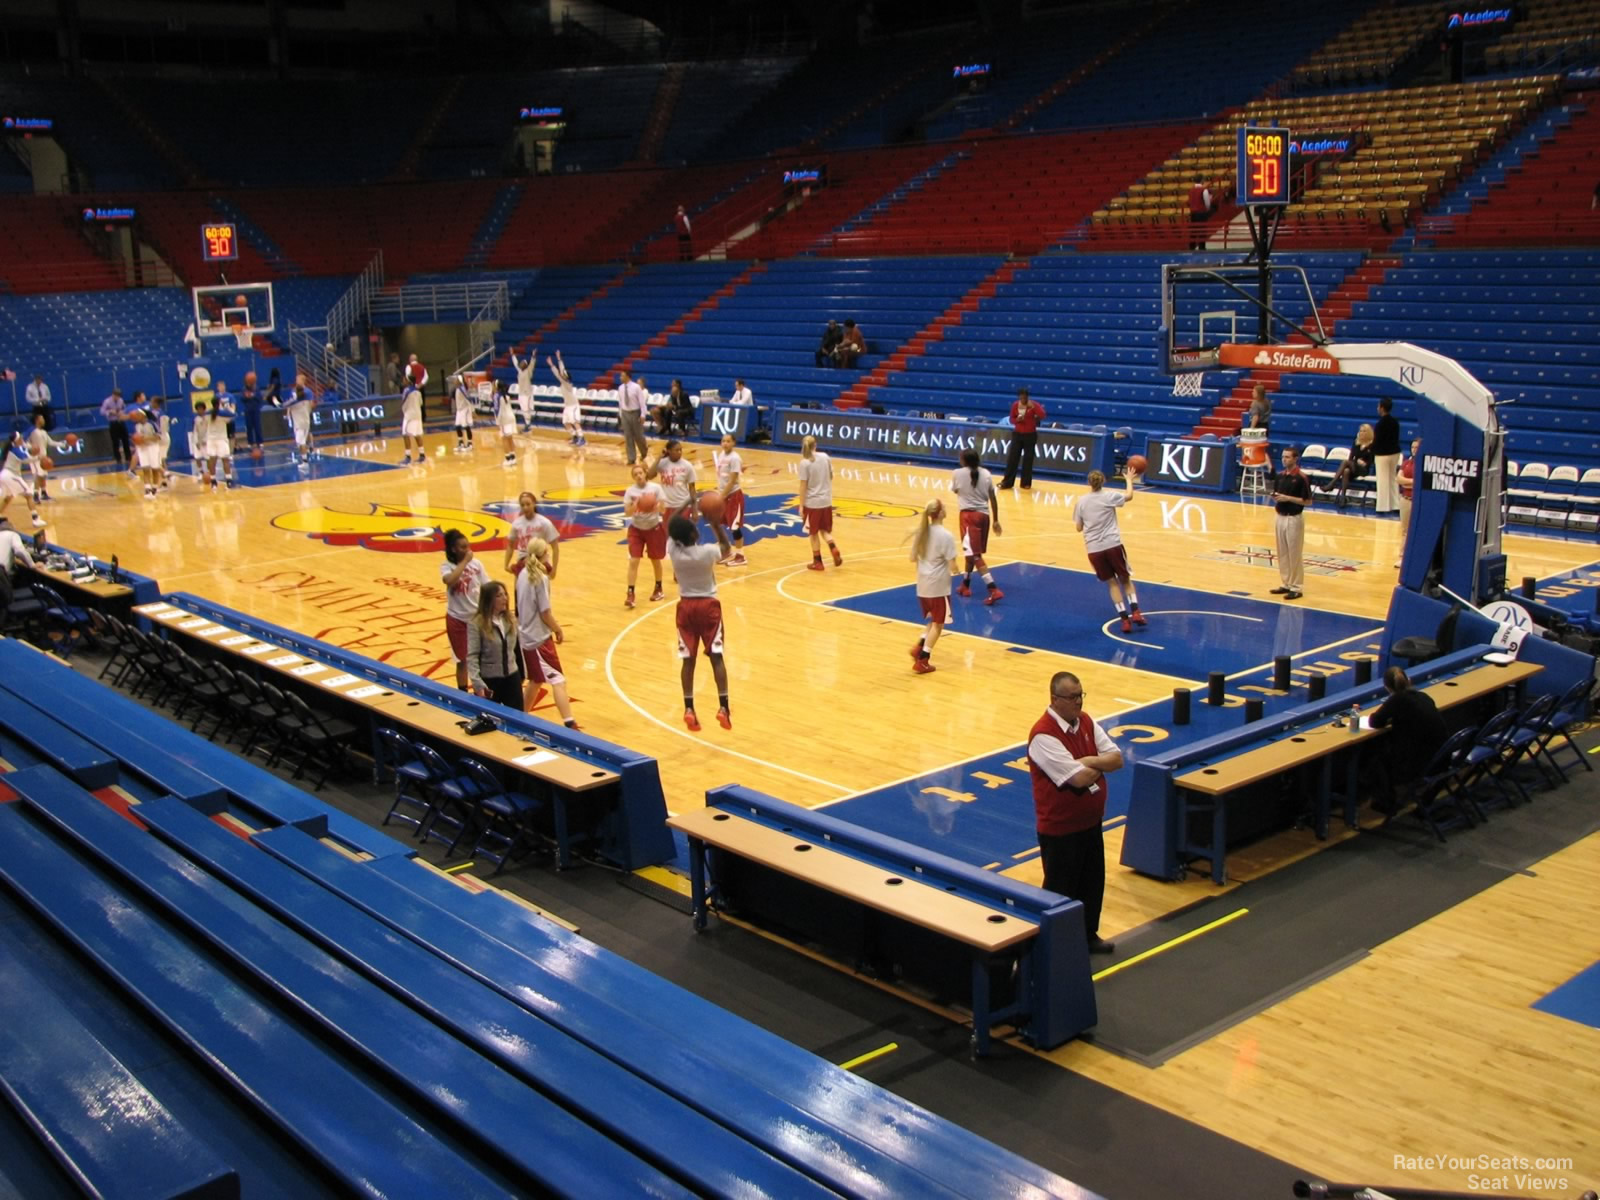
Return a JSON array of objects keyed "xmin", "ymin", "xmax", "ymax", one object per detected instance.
[{"xmin": 0, "ymin": 633, "xmax": 1090, "ymax": 1199}]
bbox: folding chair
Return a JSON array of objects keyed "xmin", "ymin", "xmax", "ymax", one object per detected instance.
[
  {"xmin": 411, "ymin": 742, "xmax": 480, "ymax": 856},
  {"xmin": 376, "ymin": 727, "xmax": 434, "ymax": 833},
  {"xmin": 1537, "ymin": 677, "xmax": 1595, "ymax": 780},
  {"xmin": 1393, "ymin": 726, "xmax": 1480, "ymax": 841},
  {"xmin": 280, "ymin": 690, "xmax": 359, "ymax": 791},
  {"xmin": 257, "ymin": 681, "xmax": 309, "ymax": 769},
  {"xmin": 461, "ymin": 756, "xmax": 547, "ymax": 875},
  {"xmin": 1458, "ymin": 709, "xmax": 1528, "ymax": 814}
]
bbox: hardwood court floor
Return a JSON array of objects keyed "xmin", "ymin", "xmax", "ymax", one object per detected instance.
[
  {"xmin": 42, "ymin": 428, "xmax": 1600, "ymax": 1196},
  {"xmin": 43, "ymin": 430, "xmax": 1595, "ymax": 866}
]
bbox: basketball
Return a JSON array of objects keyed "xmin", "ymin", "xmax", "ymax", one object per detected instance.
[
  {"xmin": 234, "ymin": 294, "xmax": 248, "ymax": 307},
  {"xmin": 63, "ymin": 433, "xmax": 79, "ymax": 448},
  {"xmin": 39, "ymin": 457, "xmax": 54, "ymax": 471},
  {"xmin": 698, "ymin": 491, "xmax": 725, "ymax": 523},
  {"xmin": 635, "ymin": 490, "xmax": 658, "ymax": 513},
  {"xmin": 244, "ymin": 371, "xmax": 257, "ymax": 389},
  {"xmin": 1127, "ymin": 454, "xmax": 1148, "ymax": 476}
]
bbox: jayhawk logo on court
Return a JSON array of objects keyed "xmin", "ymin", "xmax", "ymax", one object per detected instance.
[
  {"xmin": 271, "ymin": 503, "xmax": 514, "ymax": 553},
  {"xmin": 274, "ymin": 490, "xmax": 888, "ymax": 554}
]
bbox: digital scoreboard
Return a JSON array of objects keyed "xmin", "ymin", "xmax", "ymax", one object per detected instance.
[
  {"xmin": 200, "ymin": 222, "xmax": 239, "ymax": 262},
  {"xmin": 1236, "ymin": 125, "xmax": 1291, "ymax": 206}
]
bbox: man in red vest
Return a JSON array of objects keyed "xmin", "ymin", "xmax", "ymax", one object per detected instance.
[{"xmin": 1027, "ymin": 671, "xmax": 1124, "ymax": 953}]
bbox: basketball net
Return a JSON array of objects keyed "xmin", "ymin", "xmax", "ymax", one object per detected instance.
[
  {"xmin": 1171, "ymin": 372, "xmax": 1204, "ymax": 398},
  {"xmin": 230, "ymin": 323, "xmax": 251, "ymax": 352}
]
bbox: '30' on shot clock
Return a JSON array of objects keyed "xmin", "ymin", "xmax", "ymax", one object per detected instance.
[
  {"xmin": 1236, "ymin": 126, "xmax": 1290, "ymax": 206},
  {"xmin": 200, "ymin": 222, "xmax": 239, "ymax": 262}
]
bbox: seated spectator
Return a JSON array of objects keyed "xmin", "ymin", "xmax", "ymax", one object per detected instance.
[
  {"xmin": 835, "ymin": 319, "xmax": 865, "ymax": 369},
  {"xmin": 654, "ymin": 379, "xmax": 693, "ymax": 436},
  {"xmin": 815, "ymin": 319, "xmax": 843, "ymax": 367},
  {"xmin": 1320, "ymin": 423, "xmax": 1376, "ymax": 509},
  {"xmin": 667, "ymin": 379, "xmax": 695, "ymax": 434},
  {"xmin": 1366, "ymin": 666, "xmax": 1449, "ymax": 814}
]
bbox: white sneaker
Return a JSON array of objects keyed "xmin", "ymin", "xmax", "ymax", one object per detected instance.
[
  {"xmin": 504, "ymin": 454, "xmax": 516, "ymax": 465},
  {"xmin": 31, "ymin": 514, "xmax": 45, "ymax": 527}
]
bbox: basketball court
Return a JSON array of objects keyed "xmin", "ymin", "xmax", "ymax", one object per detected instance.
[{"xmin": 28, "ymin": 415, "xmax": 1600, "ymax": 1195}]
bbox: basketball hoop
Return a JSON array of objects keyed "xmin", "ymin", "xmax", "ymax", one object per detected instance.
[
  {"xmin": 1172, "ymin": 372, "xmax": 1205, "ymax": 398},
  {"xmin": 230, "ymin": 323, "xmax": 251, "ymax": 352}
]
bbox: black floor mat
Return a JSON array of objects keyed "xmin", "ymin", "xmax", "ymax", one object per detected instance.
[{"xmin": 1088, "ymin": 782, "xmax": 1600, "ymax": 1064}]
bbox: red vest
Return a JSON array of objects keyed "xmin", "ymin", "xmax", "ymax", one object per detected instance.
[{"xmin": 1028, "ymin": 710, "xmax": 1106, "ymax": 835}]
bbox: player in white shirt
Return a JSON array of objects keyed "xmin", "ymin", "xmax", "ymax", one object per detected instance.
[
  {"xmin": 713, "ymin": 433, "xmax": 748, "ymax": 566},
  {"xmin": 548, "ymin": 351, "xmax": 584, "ymax": 446},
  {"xmin": 0, "ymin": 434, "xmax": 45, "ymax": 526},
  {"xmin": 667, "ymin": 512, "xmax": 733, "ymax": 731},
  {"xmin": 504, "ymin": 490, "xmax": 561, "ymax": 581},
  {"xmin": 440, "ymin": 529, "xmax": 491, "ymax": 691},
  {"xmin": 397, "ymin": 382, "xmax": 427, "ymax": 465},
  {"xmin": 495, "ymin": 380, "xmax": 518, "ymax": 464},
  {"xmin": 149, "ymin": 397, "xmax": 172, "ymax": 486},
  {"xmin": 646, "ymin": 439, "xmax": 698, "ymax": 523},
  {"xmin": 1075, "ymin": 469, "xmax": 1144, "ymax": 633},
  {"xmin": 514, "ymin": 537, "xmax": 580, "ymax": 729},
  {"xmin": 131, "ymin": 407, "xmax": 167, "ymax": 497},
  {"xmin": 910, "ymin": 498, "xmax": 959, "ymax": 674},
  {"xmin": 622, "ymin": 463, "xmax": 667, "ymax": 608},
  {"xmin": 195, "ymin": 397, "xmax": 236, "ymax": 492},
  {"xmin": 24, "ymin": 414, "xmax": 70, "ymax": 505},
  {"xmin": 951, "ymin": 449, "xmax": 1004, "ymax": 605},
  {"xmin": 283, "ymin": 376, "xmax": 317, "ymax": 464},
  {"xmin": 451, "ymin": 376, "xmax": 475, "ymax": 453},
  {"xmin": 513, "ymin": 353, "xmax": 536, "ymax": 426},
  {"xmin": 797, "ymin": 435, "xmax": 842, "ymax": 570}
]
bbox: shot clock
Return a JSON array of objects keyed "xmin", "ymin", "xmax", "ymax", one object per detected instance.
[
  {"xmin": 200, "ymin": 222, "xmax": 239, "ymax": 262},
  {"xmin": 1236, "ymin": 125, "xmax": 1290, "ymax": 206}
]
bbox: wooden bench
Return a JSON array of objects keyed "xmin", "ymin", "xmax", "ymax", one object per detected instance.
[
  {"xmin": 670, "ymin": 785, "xmax": 1097, "ymax": 1055},
  {"xmin": 0, "ymin": 933, "xmax": 239, "ymax": 1200},
  {"xmin": 254, "ymin": 823, "xmax": 1087, "ymax": 1198}
]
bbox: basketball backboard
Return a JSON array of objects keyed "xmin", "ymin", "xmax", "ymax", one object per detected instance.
[
  {"xmin": 1159, "ymin": 262, "xmax": 1326, "ymax": 374},
  {"xmin": 192, "ymin": 281, "xmax": 275, "ymax": 340}
]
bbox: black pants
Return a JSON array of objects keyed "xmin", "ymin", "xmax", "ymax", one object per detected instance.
[
  {"xmin": 1000, "ymin": 431, "xmax": 1037, "ymax": 489},
  {"xmin": 483, "ymin": 672, "xmax": 524, "ymax": 711},
  {"xmin": 107, "ymin": 420, "xmax": 133, "ymax": 465},
  {"xmin": 1038, "ymin": 824, "xmax": 1105, "ymax": 940}
]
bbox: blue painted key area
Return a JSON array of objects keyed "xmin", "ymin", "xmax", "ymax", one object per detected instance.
[
  {"xmin": 829, "ymin": 562, "xmax": 1377, "ymax": 678},
  {"xmin": 1533, "ymin": 961, "xmax": 1600, "ymax": 1031}
]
